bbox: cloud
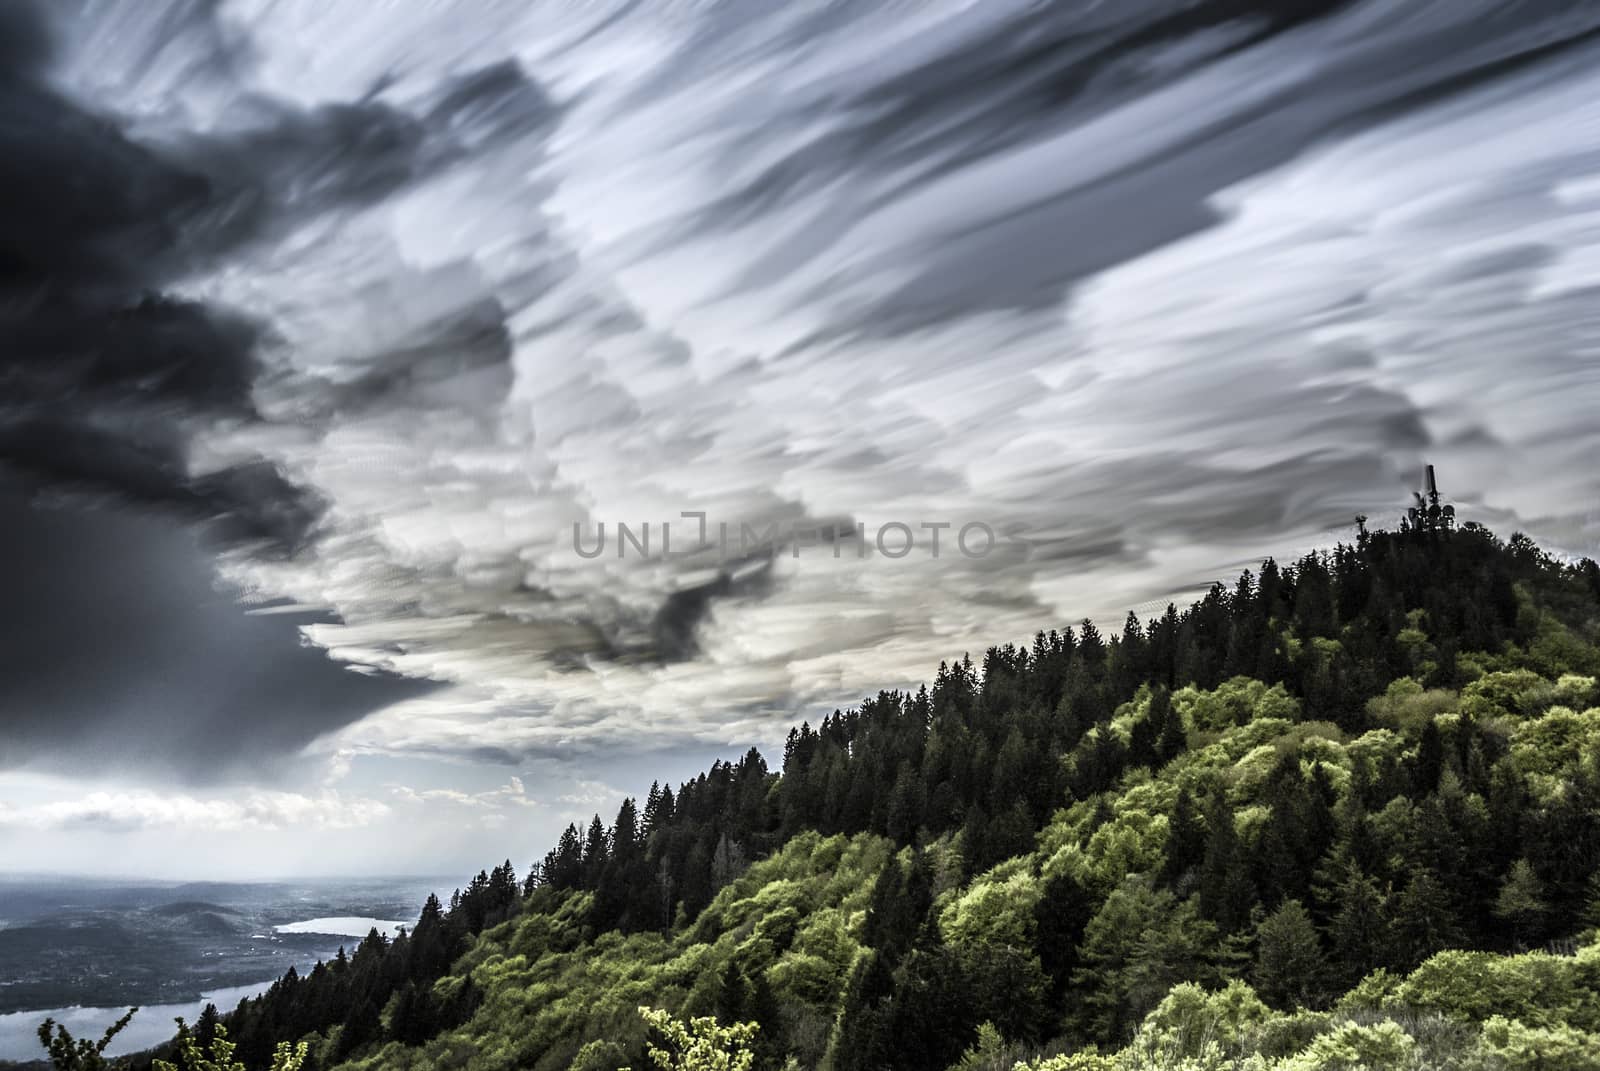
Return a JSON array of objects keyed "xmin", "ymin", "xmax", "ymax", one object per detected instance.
[
  {"xmin": 8, "ymin": 0, "xmax": 1600, "ymax": 786},
  {"xmin": 0, "ymin": 1, "xmax": 537, "ymax": 779},
  {"xmin": 557, "ymin": 780, "xmax": 626, "ymax": 808},
  {"xmin": 0, "ymin": 2, "xmax": 306, "ymax": 551},
  {"xmin": 0, "ymin": 481, "xmax": 435, "ymax": 782},
  {"xmin": 198, "ymin": 0, "xmax": 1600, "ymax": 762},
  {"xmin": 388, "ymin": 777, "xmax": 540, "ymax": 810},
  {"xmin": 0, "ymin": 788, "xmax": 389, "ymax": 833}
]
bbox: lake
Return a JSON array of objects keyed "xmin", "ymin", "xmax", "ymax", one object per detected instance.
[
  {"xmin": 0, "ymin": 876, "xmax": 445, "ymax": 1063},
  {"xmin": 272, "ymin": 916, "xmax": 411, "ymax": 939},
  {"xmin": 0, "ymin": 917, "xmax": 419, "ymax": 1059},
  {"xmin": 0, "ymin": 980, "xmax": 272, "ymax": 1062}
]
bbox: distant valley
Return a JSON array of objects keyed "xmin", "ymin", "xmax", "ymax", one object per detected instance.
[{"xmin": 0, "ymin": 877, "xmax": 441, "ymax": 1015}]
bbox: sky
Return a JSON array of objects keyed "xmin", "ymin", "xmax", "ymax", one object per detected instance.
[{"xmin": 3, "ymin": 0, "xmax": 1600, "ymax": 879}]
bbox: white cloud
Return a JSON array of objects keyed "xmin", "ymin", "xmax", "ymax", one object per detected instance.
[
  {"xmin": 556, "ymin": 780, "xmax": 624, "ymax": 807},
  {"xmin": 0, "ymin": 789, "xmax": 390, "ymax": 833},
  {"xmin": 388, "ymin": 776, "xmax": 541, "ymax": 811}
]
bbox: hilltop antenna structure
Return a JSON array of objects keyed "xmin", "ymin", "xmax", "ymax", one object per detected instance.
[{"xmin": 1406, "ymin": 464, "xmax": 1455, "ymax": 534}]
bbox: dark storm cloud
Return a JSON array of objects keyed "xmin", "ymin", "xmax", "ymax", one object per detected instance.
[
  {"xmin": 0, "ymin": 2, "xmax": 309, "ymax": 549},
  {"xmin": 0, "ymin": 2, "xmax": 548, "ymax": 777},
  {"xmin": 151, "ymin": 60, "xmax": 555, "ymax": 264},
  {"xmin": 0, "ymin": 2, "xmax": 552, "ymax": 537},
  {"xmin": 0, "ymin": 481, "xmax": 435, "ymax": 782}
]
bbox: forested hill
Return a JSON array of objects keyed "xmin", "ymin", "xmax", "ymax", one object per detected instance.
[{"xmin": 151, "ymin": 511, "xmax": 1600, "ymax": 1071}]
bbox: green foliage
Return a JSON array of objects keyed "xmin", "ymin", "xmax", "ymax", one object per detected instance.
[
  {"xmin": 1137, "ymin": 980, "xmax": 1273, "ymax": 1058},
  {"xmin": 1387, "ymin": 942, "xmax": 1600, "ymax": 1032},
  {"xmin": 1074, "ymin": 879, "xmax": 1219, "ymax": 1040},
  {"xmin": 1475, "ymin": 1015, "xmax": 1600, "ymax": 1071},
  {"xmin": 35, "ymin": 1013, "xmax": 306, "ymax": 1071},
  {"xmin": 943, "ymin": 1021, "xmax": 1029, "ymax": 1071},
  {"xmin": 939, "ymin": 861, "xmax": 1041, "ymax": 949},
  {"xmin": 1176, "ymin": 678, "xmax": 1300, "ymax": 733},
  {"xmin": 154, "ymin": 1021, "xmax": 308, "ymax": 1071},
  {"xmin": 635, "ymin": 1006, "xmax": 759, "ymax": 1071},
  {"xmin": 35, "ymin": 1009, "xmax": 137, "ymax": 1071},
  {"xmin": 1019, "ymin": 1053, "xmax": 1117, "ymax": 1071},
  {"xmin": 1277, "ymin": 1019, "xmax": 1416, "ymax": 1070},
  {"xmin": 1365, "ymin": 677, "xmax": 1457, "ymax": 732},
  {"xmin": 1252, "ymin": 900, "xmax": 1326, "ymax": 1009},
  {"xmin": 1493, "ymin": 860, "xmax": 1550, "ymax": 945}
]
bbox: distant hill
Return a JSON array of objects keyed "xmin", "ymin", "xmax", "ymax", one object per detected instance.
[
  {"xmin": 0, "ymin": 879, "xmax": 436, "ymax": 1022},
  {"xmin": 148, "ymin": 901, "xmax": 244, "ymax": 918}
]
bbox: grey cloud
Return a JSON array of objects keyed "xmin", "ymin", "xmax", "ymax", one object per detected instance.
[
  {"xmin": 0, "ymin": 0, "xmax": 551, "ymax": 540},
  {"xmin": 0, "ymin": 5, "xmax": 306, "ymax": 546},
  {"xmin": 0, "ymin": 1, "xmax": 550, "ymax": 777},
  {"xmin": 8, "ymin": 0, "xmax": 1600, "ymax": 775},
  {"xmin": 0, "ymin": 482, "xmax": 435, "ymax": 783},
  {"xmin": 663, "ymin": 0, "xmax": 1600, "ymax": 336}
]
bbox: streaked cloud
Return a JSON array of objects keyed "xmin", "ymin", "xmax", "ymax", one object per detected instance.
[{"xmin": 4, "ymin": 0, "xmax": 1598, "ymax": 805}]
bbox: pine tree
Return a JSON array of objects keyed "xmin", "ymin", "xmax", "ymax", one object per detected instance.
[
  {"xmin": 1127, "ymin": 704, "xmax": 1158, "ymax": 770},
  {"xmin": 1252, "ymin": 899, "xmax": 1325, "ymax": 1009},
  {"xmin": 581, "ymin": 815, "xmax": 610, "ymax": 889},
  {"xmin": 714, "ymin": 960, "xmax": 750, "ymax": 1026},
  {"xmin": 1328, "ymin": 871, "xmax": 1389, "ymax": 985},
  {"xmin": 547, "ymin": 824, "xmax": 583, "ymax": 890},
  {"xmin": 885, "ymin": 764, "xmax": 925, "ymax": 845},
  {"xmin": 1034, "ymin": 870, "xmax": 1094, "ymax": 997},
  {"xmin": 831, "ymin": 954, "xmax": 895, "ymax": 1071},
  {"xmin": 1161, "ymin": 786, "xmax": 1207, "ymax": 890},
  {"xmin": 1389, "ymin": 868, "xmax": 1464, "ymax": 969},
  {"xmin": 195, "ymin": 1003, "xmax": 221, "ymax": 1047},
  {"xmin": 1198, "ymin": 791, "xmax": 1256, "ymax": 933},
  {"xmin": 1414, "ymin": 720, "xmax": 1444, "ymax": 795},
  {"xmin": 1156, "ymin": 714, "xmax": 1187, "ymax": 770},
  {"xmin": 1493, "ymin": 859, "xmax": 1549, "ymax": 948},
  {"xmin": 1074, "ymin": 881, "xmax": 1218, "ymax": 1041},
  {"xmin": 486, "ymin": 859, "xmax": 520, "ymax": 921},
  {"xmin": 522, "ymin": 861, "xmax": 544, "ymax": 897},
  {"xmin": 613, "ymin": 797, "xmax": 641, "ymax": 860},
  {"xmin": 390, "ymin": 981, "xmax": 438, "ymax": 1046},
  {"xmin": 642, "ymin": 782, "xmax": 665, "ymax": 837},
  {"xmin": 710, "ymin": 832, "xmax": 748, "ymax": 891},
  {"xmin": 334, "ymin": 997, "xmax": 380, "ymax": 1061}
]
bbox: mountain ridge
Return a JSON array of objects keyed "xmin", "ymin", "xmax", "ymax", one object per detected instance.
[{"xmin": 96, "ymin": 509, "xmax": 1600, "ymax": 1071}]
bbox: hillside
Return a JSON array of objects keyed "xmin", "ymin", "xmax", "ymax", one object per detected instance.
[{"xmin": 111, "ymin": 512, "xmax": 1600, "ymax": 1071}]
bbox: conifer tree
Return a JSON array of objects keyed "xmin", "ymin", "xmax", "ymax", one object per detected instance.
[
  {"xmin": 581, "ymin": 815, "xmax": 610, "ymax": 888},
  {"xmin": 1493, "ymin": 859, "xmax": 1549, "ymax": 948},
  {"xmin": 1198, "ymin": 791, "xmax": 1255, "ymax": 933},
  {"xmin": 1161, "ymin": 786, "xmax": 1207, "ymax": 890},
  {"xmin": 1034, "ymin": 870, "xmax": 1094, "ymax": 997},
  {"xmin": 1328, "ymin": 871, "xmax": 1389, "ymax": 985},
  {"xmin": 1389, "ymin": 868, "xmax": 1464, "ymax": 968},
  {"xmin": 1252, "ymin": 899, "xmax": 1325, "ymax": 1009}
]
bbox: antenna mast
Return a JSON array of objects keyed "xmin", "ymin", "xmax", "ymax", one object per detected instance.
[{"xmin": 1406, "ymin": 463, "xmax": 1454, "ymax": 535}]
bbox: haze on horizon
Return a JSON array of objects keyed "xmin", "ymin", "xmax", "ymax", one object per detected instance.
[{"xmin": 3, "ymin": 0, "xmax": 1599, "ymax": 880}]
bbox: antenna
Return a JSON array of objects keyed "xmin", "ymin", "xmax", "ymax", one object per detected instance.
[{"xmin": 1406, "ymin": 463, "xmax": 1453, "ymax": 536}]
